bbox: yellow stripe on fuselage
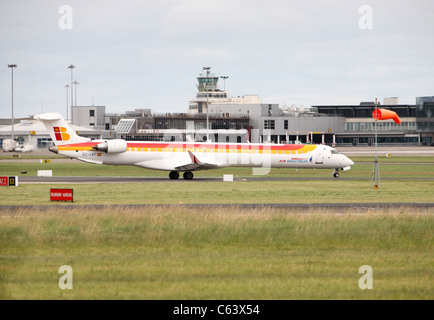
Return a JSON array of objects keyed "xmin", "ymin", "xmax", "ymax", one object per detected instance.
[
  {"xmin": 59, "ymin": 144, "xmax": 318, "ymax": 154},
  {"xmin": 125, "ymin": 145, "xmax": 318, "ymax": 154},
  {"xmin": 59, "ymin": 146, "xmax": 94, "ymax": 152}
]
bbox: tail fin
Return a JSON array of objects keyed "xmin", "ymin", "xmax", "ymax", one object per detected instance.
[{"xmin": 34, "ymin": 113, "xmax": 91, "ymax": 145}]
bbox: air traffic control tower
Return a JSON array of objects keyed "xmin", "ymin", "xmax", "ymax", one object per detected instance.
[
  {"xmin": 197, "ymin": 66, "xmax": 219, "ymax": 93},
  {"xmin": 189, "ymin": 67, "xmax": 233, "ymax": 114}
]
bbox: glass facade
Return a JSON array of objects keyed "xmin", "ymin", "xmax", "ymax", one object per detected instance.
[
  {"xmin": 345, "ymin": 121, "xmax": 417, "ymax": 131},
  {"xmin": 316, "ymin": 105, "xmax": 416, "ymax": 118},
  {"xmin": 154, "ymin": 117, "xmax": 249, "ymax": 130},
  {"xmin": 416, "ymin": 97, "xmax": 434, "ymax": 132},
  {"xmin": 336, "ymin": 136, "xmax": 419, "ymax": 146},
  {"xmin": 197, "ymin": 77, "xmax": 219, "ymax": 92}
]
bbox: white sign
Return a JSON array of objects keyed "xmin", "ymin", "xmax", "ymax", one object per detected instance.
[
  {"xmin": 223, "ymin": 174, "xmax": 234, "ymax": 182},
  {"xmin": 38, "ymin": 170, "xmax": 53, "ymax": 177}
]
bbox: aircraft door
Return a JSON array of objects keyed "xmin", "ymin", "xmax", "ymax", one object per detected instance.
[{"xmin": 315, "ymin": 150, "xmax": 324, "ymax": 164}]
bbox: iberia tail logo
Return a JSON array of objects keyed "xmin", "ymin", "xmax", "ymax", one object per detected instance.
[{"xmin": 53, "ymin": 127, "xmax": 70, "ymax": 141}]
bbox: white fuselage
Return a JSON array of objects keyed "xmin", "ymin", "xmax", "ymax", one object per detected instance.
[{"xmin": 57, "ymin": 141, "xmax": 354, "ymax": 172}]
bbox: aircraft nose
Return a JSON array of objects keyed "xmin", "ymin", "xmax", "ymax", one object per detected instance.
[{"xmin": 344, "ymin": 156, "xmax": 354, "ymax": 166}]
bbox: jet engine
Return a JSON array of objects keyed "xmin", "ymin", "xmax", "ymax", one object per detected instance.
[{"xmin": 92, "ymin": 139, "xmax": 127, "ymax": 153}]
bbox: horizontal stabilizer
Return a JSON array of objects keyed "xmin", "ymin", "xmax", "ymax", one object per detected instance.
[{"xmin": 34, "ymin": 113, "xmax": 63, "ymax": 121}]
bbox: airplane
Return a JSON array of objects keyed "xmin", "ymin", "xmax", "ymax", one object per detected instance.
[{"xmin": 35, "ymin": 112, "xmax": 354, "ymax": 180}]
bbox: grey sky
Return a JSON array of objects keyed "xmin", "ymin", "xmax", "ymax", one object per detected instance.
[{"xmin": 1, "ymin": 0, "xmax": 433, "ymax": 118}]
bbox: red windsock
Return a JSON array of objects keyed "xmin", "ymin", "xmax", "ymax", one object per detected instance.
[{"xmin": 372, "ymin": 108, "xmax": 401, "ymax": 124}]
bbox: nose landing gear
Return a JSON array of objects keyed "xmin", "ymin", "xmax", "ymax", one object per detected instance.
[{"xmin": 332, "ymin": 169, "xmax": 340, "ymax": 178}]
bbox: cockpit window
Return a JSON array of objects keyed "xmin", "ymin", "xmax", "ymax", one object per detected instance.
[{"xmin": 330, "ymin": 149, "xmax": 340, "ymax": 154}]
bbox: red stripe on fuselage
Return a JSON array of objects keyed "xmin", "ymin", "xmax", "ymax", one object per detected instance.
[
  {"xmin": 59, "ymin": 142, "xmax": 99, "ymax": 148},
  {"xmin": 126, "ymin": 142, "xmax": 305, "ymax": 151},
  {"xmin": 59, "ymin": 141, "xmax": 311, "ymax": 152}
]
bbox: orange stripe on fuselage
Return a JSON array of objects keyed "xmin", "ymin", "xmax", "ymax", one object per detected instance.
[
  {"xmin": 126, "ymin": 142, "xmax": 312, "ymax": 150},
  {"xmin": 58, "ymin": 142, "xmax": 318, "ymax": 153},
  {"xmin": 58, "ymin": 142, "xmax": 98, "ymax": 152},
  {"xmin": 126, "ymin": 143, "xmax": 317, "ymax": 154}
]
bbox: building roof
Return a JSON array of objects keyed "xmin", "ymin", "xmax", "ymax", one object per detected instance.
[{"xmin": 0, "ymin": 119, "xmax": 97, "ymax": 135}]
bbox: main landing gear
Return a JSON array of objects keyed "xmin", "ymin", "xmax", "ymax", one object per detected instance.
[
  {"xmin": 169, "ymin": 171, "xmax": 194, "ymax": 180},
  {"xmin": 169, "ymin": 171, "xmax": 179, "ymax": 180}
]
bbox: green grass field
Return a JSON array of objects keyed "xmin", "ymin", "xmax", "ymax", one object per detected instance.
[
  {"xmin": 1, "ymin": 206, "xmax": 433, "ymax": 299},
  {"xmin": 0, "ymin": 156, "xmax": 433, "ymax": 300},
  {"xmin": 1, "ymin": 180, "xmax": 434, "ymax": 205}
]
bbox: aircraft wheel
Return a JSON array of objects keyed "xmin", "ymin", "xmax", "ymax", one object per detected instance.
[
  {"xmin": 183, "ymin": 171, "xmax": 194, "ymax": 180},
  {"xmin": 169, "ymin": 171, "xmax": 180, "ymax": 180},
  {"xmin": 333, "ymin": 172, "xmax": 340, "ymax": 179}
]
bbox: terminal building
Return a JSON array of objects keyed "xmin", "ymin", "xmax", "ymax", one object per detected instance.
[
  {"xmin": 1, "ymin": 67, "xmax": 434, "ymax": 151},
  {"xmin": 314, "ymin": 97, "xmax": 434, "ymax": 146},
  {"xmin": 314, "ymin": 101, "xmax": 418, "ymax": 146}
]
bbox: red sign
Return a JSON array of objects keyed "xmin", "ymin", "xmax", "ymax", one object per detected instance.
[
  {"xmin": 50, "ymin": 188, "xmax": 74, "ymax": 202},
  {"xmin": 0, "ymin": 176, "xmax": 18, "ymax": 186}
]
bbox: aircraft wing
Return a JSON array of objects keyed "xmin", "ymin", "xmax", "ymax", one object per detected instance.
[{"xmin": 175, "ymin": 151, "xmax": 219, "ymax": 171}]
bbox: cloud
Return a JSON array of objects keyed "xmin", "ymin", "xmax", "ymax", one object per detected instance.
[{"xmin": 0, "ymin": 0, "xmax": 433, "ymax": 118}]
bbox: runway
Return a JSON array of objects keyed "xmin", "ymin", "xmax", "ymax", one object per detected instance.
[{"xmin": 18, "ymin": 175, "xmax": 434, "ymax": 184}]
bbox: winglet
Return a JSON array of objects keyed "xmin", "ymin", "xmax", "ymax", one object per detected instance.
[
  {"xmin": 187, "ymin": 150, "xmax": 201, "ymax": 164},
  {"xmin": 175, "ymin": 151, "xmax": 218, "ymax": 171}
]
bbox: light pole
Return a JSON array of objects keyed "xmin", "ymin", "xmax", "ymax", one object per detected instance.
[
  {"xmin": 202, "ymin": 67, "xmax": 211, "ymax": 142},
  {"xmin": 65, "ymin": 84, "xmax": 70, "ymax": 120},
  {"xmin": 372, "ymin": 98, "xmax": 380, "ymax": 189},
  {"xmin": 73, "ymin": 81, "xmax": 79, "ymax": 106},
  {"xmin": 68, "ymin": 65, "xmax": 75, "ymax": 119},
  {"xmin": 204, "ymin": 82, "xmax": 209, "ymax": 142},
  {"xmin": 8, "ymin": 64, "xmax": 17, "ymax": 141}
]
